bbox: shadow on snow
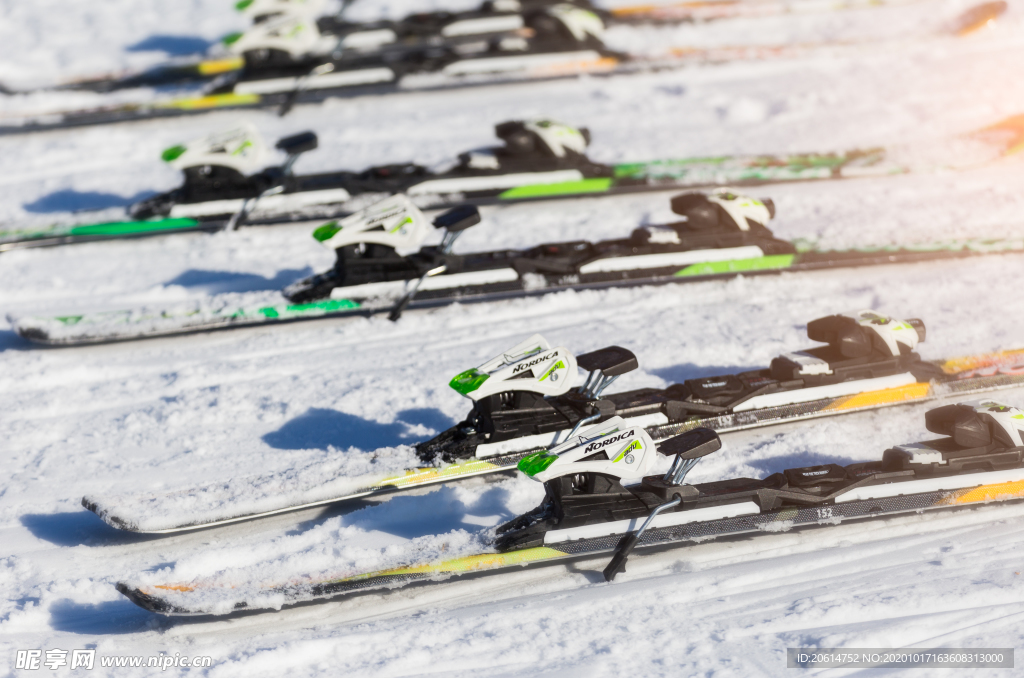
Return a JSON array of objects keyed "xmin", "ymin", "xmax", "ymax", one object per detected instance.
[
  {"xmin": 341, "ymin": 482, "xmax": 520, "ymax": 539},
  {"xmin": 126, "ymin": 35, "xmax": 213, "ymax": 56},
  {"xmin": 49, "ymin": 598, "xmax": 156, "ymax": 635},
  {"xmin": 262, "ymin": 407, "xmax": 455, "ymax": 452},
  {"xmin": 23, "ymin": 189, "xmax": 155, "ymax": 214},
  {"xmin": 164, "ymin": 267, "xmax": 313, "ymax": 294},
  {"xmin": 20, "ymin": 511, "xmax": 161, "ymax": 548}
]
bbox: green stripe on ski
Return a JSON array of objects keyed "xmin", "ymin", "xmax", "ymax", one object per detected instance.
[
  {"xmin": 674, "ymin": 254, "xmax": 795, "ymax": 277},
  {"xmin": 68, "ymin": 218, "xmax": 200, "ymax": 237},
  {"xmin": 251, "ymin": 298, "xmax": 362, "ymax": 319},
  {"xmin": 498, "ymin": 178, "xmax": 613, "ymax": 199}
]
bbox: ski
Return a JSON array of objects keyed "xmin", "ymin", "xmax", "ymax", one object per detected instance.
[
  {"xmin": 12, "ymin": 189, "xmax": 1024, "ymax": 345},
  {"xmin": 81, "ymin": 311, "xmax": 1024, "ymax": 534},
  {"xmin": 0, "ymin": 1, "xmax": 1005, "ymax": 136},
  {"xmin": 116, "ymin": 399, "xmax": 1024, "ymax": 615}
]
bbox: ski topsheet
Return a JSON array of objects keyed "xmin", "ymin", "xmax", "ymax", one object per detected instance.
[
  {"xmin": 83, "ymin": 346, "xmax": 1024, "ymax": 534},
  {"xmin": 0, "ymin": 1, "xmax": 1008, "ymax": 137},
  {"xmin": 117, "ymin": 441, "xmax": 1024, "ymax": 615},
  {"xmin": 14, "ymin": 234, "xmax": 1024, "ymax": 346}
]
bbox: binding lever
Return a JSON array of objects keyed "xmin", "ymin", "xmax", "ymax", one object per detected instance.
[
  {"xmin": 275, "ymin": 131, "xmax": 318, "ymax": 176},
  {"xmin": 660, "ymin": 427, "xmax": 721, "ymax": 485},
  {"xmin": 575, "ymin": 346, "xmax": 638, "ymax": 399},
  {"xmin": 603, "ymin": 428, "xmax": 721, "ymax": 582},
  {"xmin": 388, "ymin": 205, "xmax": 481, "ymax": 321},
  {"xmin": 561, "ymin": 346, "xmax": 638, "ymax": 441}
]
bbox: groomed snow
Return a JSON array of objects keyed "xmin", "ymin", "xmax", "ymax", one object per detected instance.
[{"xmin": 3, "ymin": 0, "xmax": 1024, "ymax": 675}]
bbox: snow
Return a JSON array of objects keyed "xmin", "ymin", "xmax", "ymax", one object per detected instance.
[{"xmin": 3, "ymin": 0, "xmax": 1024, "ymax": 675}]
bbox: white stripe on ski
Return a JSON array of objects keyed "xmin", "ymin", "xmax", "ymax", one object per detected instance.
[
  {"xmin": 441, "ymin": 50, "xmax": 605, "ymax": 75},
  {"xmin": 733, "ymin": 372, "xmax": 918, "ymax": 412},
  {"xmin": 168, "ymin": 188, "xmax": 354, "ymax": 219},
  {"xmin": 406, "ymin": 169, "xmax": 585, "ymax": 196},
  {"xmin": 329, "ymin": 268, "xmax": 521, "ymax": 301},
  {"xmin": 474, "ymin": 412, "xmax": 670, "ymax": 459},
  {"xmin": 836, "ymin": 468, "xmax": 1024, "ymax": 503},
  {"xmin": 233, "ymin": 67, "xmax": 395, "ymax": 95},
  {"xmin": 543, "ymin": 501, "xmax": 761, "ymax": 545},
  {"xmin": 578, "ymin": 246, "xmax": 765, "ymax": 274},
  {"xmin": 441, "ymin": 15, "xmax": 525, "ymax": 37}
]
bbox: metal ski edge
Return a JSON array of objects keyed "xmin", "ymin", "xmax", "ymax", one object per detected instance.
[
  {"xmin": 117, "ymin": 474, "xmax": 1024, "ymax": 616},
  {"xmin": 86, "ymin": 357, "xmax": 1024, "ymax": 534}
]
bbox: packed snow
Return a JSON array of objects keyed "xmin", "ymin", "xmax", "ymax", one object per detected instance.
[{"xmin": 3, "ymin": 0, "xmax": 1024, "ymax": 675}]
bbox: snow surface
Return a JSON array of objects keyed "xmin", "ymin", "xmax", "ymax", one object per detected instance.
[{"xmin": 3, "ymin": 0, "xmax": 1024, "ymax": 675}]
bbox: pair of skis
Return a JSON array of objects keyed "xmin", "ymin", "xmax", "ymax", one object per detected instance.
[
  {"xmin": 2, "ymin": 0, "xmax": 947, "ymax": 96},
  {"xmin": 3, "ymin": 110, "xmax": 1022, "ymax": 254},
  {"xmin": 0, "ymin": 1, "xmax": 1007, "ymax": 135},
  {"xmin": 11, "ymin": 184, "xmax": 1024, "ymax": 346},
  {"xmin": 98, "ymin": 313, "xmax": 1024, "ymax": 614}
]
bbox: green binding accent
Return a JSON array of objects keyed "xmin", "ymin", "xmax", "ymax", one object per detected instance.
[
  {"xmin": 234, "ymin": 0, "xmax": 254, "ymax": 10},
  {"xmin": 256, "ymin": 298, "xmax": 361, "ymax": 319},
  {"xmin": 674, "ymin": 254, "xmax": 796, "ymax": 277},
  {"xmin": 312, "ymin": 222, "xmax": 342, "ymax": 242},
  {"xmin": 449, "ymin": 369, "xmax": 489, "ymax": 396},
  {"xmin": 68, "ymin": 218, "xmax": 200, "ymax": 237},
  {"xmin": 612, "ymin": 438, "xmax": 642, "ymax": 463},
  {"xmin": 518, "ymin": 451, "xmax": 558, "ymax": 478},
  {"xmin": 539, "ymin": 360, "xmax": 564, "ymax": 382},
  {"xmin": 221, "ymin": 32, "xmax": 244, "ymax": 46},
  {"xmin": 498, "ymin": 178, "xmax": 612, "ymax": 200},
  {"xmin": 161, "ymin": 145, "xmax": 187, "ymax": 162}
]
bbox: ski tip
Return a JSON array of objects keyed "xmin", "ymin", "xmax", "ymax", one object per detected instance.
[
  {"xmin": 116, "ymin": 582, "xmax": 180, "ymax": 614},
  {"xmin": 952, "ymin": 0, "xmax": 1006, "ymax": 36},
  {"xmin": 974, "ymin": 113, "xmax": 1024, "ymax": 158}
]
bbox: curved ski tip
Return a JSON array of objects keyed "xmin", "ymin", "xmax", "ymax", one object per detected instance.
[{"xmin": 952, "ymin": 0, "xmax": 1007, "ymax": 36}]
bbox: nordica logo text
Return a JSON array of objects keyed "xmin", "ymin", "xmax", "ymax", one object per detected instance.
[
  {"xmin": 583, "ymin": 430, "xmax": 635, "ymax": 453},
  {"xmin": 513, "ymin": 351, "xmax": 558, "ymax": 374}
]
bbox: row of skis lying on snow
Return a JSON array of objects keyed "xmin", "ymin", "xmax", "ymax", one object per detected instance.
[
  {"xmin": 0, "ymin": 0, "xmax": 1008, "ymax": 133},
  {"xmin": 84, "ymin": 308, "xmax": 1024, "ymax": 535},
  {"xmin": 116, "ymin": 393, "xmax": 1024, "ymax": 614},
  {"xmin": 13, "ymin": 182, "xmax": 1024, "ymax": 344},
  {"xmin": 30, "ymin": 0, "xmax": 970, "ymax": 96},
  {"xmin": 5, "ymin": 112, "xmax": 1023, "ymax": 252},
  {"xmin": 12, "ymin": 0, "xmax": 809, "ymax": 95}
]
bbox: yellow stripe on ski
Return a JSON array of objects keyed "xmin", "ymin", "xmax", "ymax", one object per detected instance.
[
  {"xmin": 155, "ymin": 93, "xmax": 261, "ymax": 110},
  {"xmin": 197, "ymin": 57, "xmax": 245, "ymax": 76},
  {"xmin": 936, "ymin": 479, "xmax": 1024, "ymax": 506},
  {"xmin": 532, "ymin": 57, "xmax": 618, "ymax": 76},
  {"xmin": 938, "ymin": 347, "xmax": 1024, "ymax": 375},
  {"xmin": 376, "ymin": 458, "xmax": 502, "ymax": 489},
  {"xmin": 827, "ymin": 382, "xmax": 933, "ymax": 411},
  {"xmin": 148, "ymin": 547, "xmax": 569, "ymax": 594},
  {"xmin": 337, "ymin": 547, "xmax": 568, "ymax": 581}
]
